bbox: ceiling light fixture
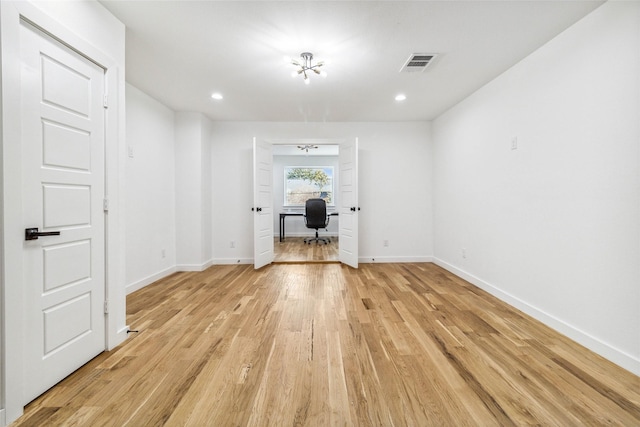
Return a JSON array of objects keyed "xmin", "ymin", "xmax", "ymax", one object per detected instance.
[
  {"xmin": 289, "ymin": 52, "xmax": 326, "ymax": 85},
  {"xmin": 395, "ymin": 94, "xmax": 407, "ymax": 101},
  {"xmin": 297, "ymin": 144, "xmax": 318, "ymax": 153},
  {"xmin": 211, "ymin": 92, "xmax": 223, "ymax": 100}
]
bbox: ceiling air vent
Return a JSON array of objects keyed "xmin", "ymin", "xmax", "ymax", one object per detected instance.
[{"xmin": 400, "ymin": 53, "xmax": 437, "ymax": 73}]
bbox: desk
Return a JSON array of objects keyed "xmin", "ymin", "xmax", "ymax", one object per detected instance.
[{"xmin": 279, "ymin": 212, "xmax": 338, "ymax": 242}]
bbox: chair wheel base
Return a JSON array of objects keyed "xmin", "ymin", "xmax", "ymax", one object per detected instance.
[{"xmin": 304, "ymin": 237, "xmax": 330, "ymax": 245}]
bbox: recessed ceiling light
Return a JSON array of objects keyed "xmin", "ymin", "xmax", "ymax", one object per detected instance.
[
  {"xmin": 211, "ymin": 93, "xmax": 223, "ymax": 100},
  {"xmin": 395, "ymin": 94, "xmax": 407, "ymax": 101}
]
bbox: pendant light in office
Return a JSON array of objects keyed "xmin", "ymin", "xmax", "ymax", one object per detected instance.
[{"xmin": 297, "ymin": 144, "xmax": 318, "ymax": 153}]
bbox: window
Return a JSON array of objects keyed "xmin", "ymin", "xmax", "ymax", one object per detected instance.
[{"xmin": 284, "ymin": 166, "xmax": 334, "ymax": 206}]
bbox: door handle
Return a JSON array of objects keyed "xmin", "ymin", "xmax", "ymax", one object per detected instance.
[
  {"xmin": 256, "ymin": 207, "xmax": 262, "ymax": 212},
  {"xmin": 350, "ymin": 207, "xmax": 356, "ymax": 212},
  {"xmin": 25, "ymin": 227, "xmax": 61, "ymax": 241}
]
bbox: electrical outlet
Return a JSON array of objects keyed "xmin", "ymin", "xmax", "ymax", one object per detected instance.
[
  {"xmin": 511, "ymin": 136, "xmax": 518, "ymax": 150},
  {"xmin": 383, "ymin": 240, "xmax": 389, "ymax": 247},
  {"xmin": 230, "ymin": 241, "xmax": 235, "ymax": 249},
  {"xmin": 161, "ymin": 249, "xmax": 166, "ymax": 258},
  {"xmin": 461, "ymin": 248, "xmax": 467, "ymax": 259},
  {"xmin": 128, "ymin": 145, "xmax": 134, "ymax": 158}
]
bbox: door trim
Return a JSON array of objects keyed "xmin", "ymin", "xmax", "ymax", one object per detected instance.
[
  {"xmin": 254, "ymin": 138, "xmax": 358, "ymax": 267},
  {"xmin": 0, "ymin": 2, "xmax": 127, "ymax": 424}
]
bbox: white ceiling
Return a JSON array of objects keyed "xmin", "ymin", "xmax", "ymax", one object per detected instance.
[
  {"xmin": 99, "ymin": 1, "xmax": 604, "ymax": 122},
  {"xmin": 273, "ymin": 144, "xmax": 339, "ymax": 156}
]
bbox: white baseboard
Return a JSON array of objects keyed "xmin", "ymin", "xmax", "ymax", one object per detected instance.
[
  {"xmin": 360, "ymin": 256, "xmax": 433, "ymax": 263},
  {"xmin": 432, "ymin": 257, "xmax": 640, "ymax": 376},
  {"xmin": 223, "ymin": 256, "xmax": 434, "ymax": 265},
  {"xmin": 126, "ymin": 266, "xmax": 177, "ymax": 295},
  {"xmin": 125, "ymin": 260, "xmax": 242, "ymax": 296},
  {"xmin": 126, "ymin": 259, "xmax": 214, "ymax": 295},
  {"xmin": 211, "ymin": 258, "xmax": 254, "ymax": 265},
  {"xmin": 176, "ymin": 259, "xmax": 213, "ymax": 272}
]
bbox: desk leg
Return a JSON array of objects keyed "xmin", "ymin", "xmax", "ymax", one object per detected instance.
[{"xmin": 279, "ymin": 216, "xmax": 284, "ymax": 242}]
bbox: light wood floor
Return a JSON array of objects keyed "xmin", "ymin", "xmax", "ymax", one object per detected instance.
[
  {"xmin": 274, "ymin": 236, "xmax": 339, "ymax": 263},
  {"xmin": 13, "ymin": 263, "xmax": 640, "ymax": 426}
]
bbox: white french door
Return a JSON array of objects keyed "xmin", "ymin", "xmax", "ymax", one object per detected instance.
[
  {"xmin": 252, "ymin": 139, "xmax": 357, "ymax": 268},
  {"xmin": 338, "ymin": 138, "xmax": 359, "ymax": 268},
  {"xmin": 253, "ymin": 138, "xmax": 274, "ymax": 269},
  {"xmin": 20, "ymin": 21, "xmax": 107, "ymax": 403}
]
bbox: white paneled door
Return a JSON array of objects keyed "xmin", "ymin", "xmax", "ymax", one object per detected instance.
[
  {"xmin": 253, "ymin": 138, "xmax": 274, "ymax": 269},
  {"xmin": 20, "ymin": 21, "xmax": 106, "ymax": 403},
  {"xmin": 339, "ymin": 138, "xmax": 359, "ymax": 268}
]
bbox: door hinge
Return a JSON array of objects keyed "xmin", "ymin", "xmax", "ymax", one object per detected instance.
[
  {"xmin": 103, "ymin": 94, "xmax": 108, "ymax": 109},
  {"xmin": 104, "ymin": 300, "xmax": 109, "ymax": 314},
  {"xmin": 103, "ymin": 198, "xmax": 109, "ymax": 212}
]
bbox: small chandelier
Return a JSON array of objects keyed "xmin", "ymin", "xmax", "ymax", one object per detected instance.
[
  {"xmin": 297, "ymin": 144, "xmax": 318, "ymax": 153},
  {"xmin": 289, "ymin": 52, "xmax": 326, "ymax": 85}
]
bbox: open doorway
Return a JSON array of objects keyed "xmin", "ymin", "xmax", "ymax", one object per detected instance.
[
  {"xmin": 272, "ymin": 144, "xmax": 339, "ymax": 262},
  {"xmin": 253, "ymin": 138, "xmax": 358, "ymax": 269}
]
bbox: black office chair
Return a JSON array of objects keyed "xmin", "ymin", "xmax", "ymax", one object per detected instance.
[{"xmin": 304, "ymin": 198, "xmax": 330, "ymax": 244}]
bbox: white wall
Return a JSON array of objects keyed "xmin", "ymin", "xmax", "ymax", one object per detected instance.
[
  {"xmin": 201, "ymin": 119, "xmax": 213, "ymax": 264},
  {"xmin": 125, "ymin": 84, "xmax": 176, "ymax": 293},
  {"xmin": 175, "ymin": 112, "xmax": 214, "ymax": 270},
  {"xmin": 124, "ymin": 91, "xmax": 215, "ymax": 287},
  {"xmin": 273, "ymin": 154, "xmax": 339, "ymax": 236},
  {"xmin": 211, "ymin": 122, "xmax": 433, "ymax": 264},
  {"xmin": 124, "ymin": 89, "xmax": 217, "ymax": 287},
  {"xmin": 432, "ymin": 1, "xmax": 640, "ymax": 375}
]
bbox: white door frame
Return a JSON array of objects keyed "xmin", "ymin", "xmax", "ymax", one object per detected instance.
[
  {"xmin": 255, "ymin": 138, "xmax": 358, "ymax": 266},
  {"xmin": 0, "ymin": 3, "xmax": 127, "ymax": 424}
]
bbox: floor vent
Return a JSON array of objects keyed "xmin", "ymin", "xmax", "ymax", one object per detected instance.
[{"xmin": 400, "ymin": 53, "xmax": 437, "ymax": 73}]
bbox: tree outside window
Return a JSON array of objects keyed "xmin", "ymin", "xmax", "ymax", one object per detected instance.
[{"xmin": 284, "ymin": 166, "xmax": 334, "ymax": 206}]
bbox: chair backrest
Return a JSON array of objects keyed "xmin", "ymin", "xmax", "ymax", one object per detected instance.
[{"xmin": 304, "ymin": 198, "xmax": 328, "ymax": 229}]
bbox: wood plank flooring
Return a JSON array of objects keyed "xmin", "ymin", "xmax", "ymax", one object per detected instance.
[
  {"xmin": 12, "ymin": 263, "xmax": 640, "ymax": 426},
  {"xmin": 274, "ymin": 236, "xmax": 338, "ymax": 263}
]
